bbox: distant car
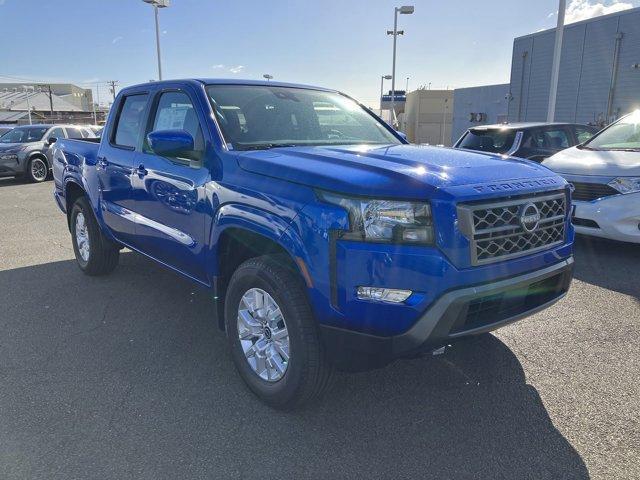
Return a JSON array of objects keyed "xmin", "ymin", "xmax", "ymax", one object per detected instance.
[
  {"xmin": 88, "ymin": 125, "xmax": 104, "ymax": 137},
  {"xmin": 0, "ymin": 125, "xmax": 13, "ymax": 137},
  {"xmin": 543, "ymin": 112, "xmax": 640, "ymax": 244},
  {"xmin": 454, "ymin": 122, "xmax": 598, "ymax": 162},
  {"xmin": 0, "ymin": 124, "xmax": 96, "ymax": 183}
]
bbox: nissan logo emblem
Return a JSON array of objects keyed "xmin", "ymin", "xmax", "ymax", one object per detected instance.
[{"xmin": 519, "ymin": 203, "xmax": 541, "ymax": 233}]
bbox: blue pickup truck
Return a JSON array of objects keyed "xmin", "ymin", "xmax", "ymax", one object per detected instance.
[{"xmin": 52, "ymin": 79, "xmax": 574, "ymax": 408}]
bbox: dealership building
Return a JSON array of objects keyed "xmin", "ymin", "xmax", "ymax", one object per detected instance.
[{"xmin": 451, "ymin": 6, "xmax": 640, "ymax": 143}]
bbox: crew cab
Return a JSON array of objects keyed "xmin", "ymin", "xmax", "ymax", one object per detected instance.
[
  {"xmin": 52, "ymin": 79, "xmax": 574, "ymax": 408},
  {"xmin": 454, "ymin": 122, "xmax": 598, "ymax": 162}
]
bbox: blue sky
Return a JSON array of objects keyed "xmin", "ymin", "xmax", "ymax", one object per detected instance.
[{"xmin": 1, "ymin": 0, "xmax": 638, "ymax": 107}]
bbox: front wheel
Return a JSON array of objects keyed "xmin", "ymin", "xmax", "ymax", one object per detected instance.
[
  {"xmin": 70, "ymin": 197, "xmax": 119, "ymax": 276},
  {"xmin": 26, "ymin": 157, "xmax": 48, "ymax": 183},
  {"xmin": 224, "ymin": 256, "xmax": 333, "ymax": 409}
]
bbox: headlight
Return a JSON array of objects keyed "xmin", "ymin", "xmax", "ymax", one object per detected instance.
[
  {"xmin": 318, "ymin": 191, "xmax": 434, "ymax": 244},
  {"xmin": 608, "ymin": 177, "xmax": 640, "ymax": 194}
]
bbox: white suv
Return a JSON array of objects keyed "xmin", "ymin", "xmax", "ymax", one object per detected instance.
[{"xmin": 543, "ymin": 111, "xmax": 640, "ymax": 244}]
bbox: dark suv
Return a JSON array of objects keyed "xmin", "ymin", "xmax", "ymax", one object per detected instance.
[{"xmin": 454, "ymin": 122, "xmax": 598, "ymax": 162}]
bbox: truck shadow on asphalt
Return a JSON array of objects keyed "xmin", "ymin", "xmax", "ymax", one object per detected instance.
[
  {"xmin": 0, "ymin": 253, "xmax": 590, "ymax": 479},
  {"xmin": 573, "ymin": 236, "xmax": 640, "ymax": 299}
]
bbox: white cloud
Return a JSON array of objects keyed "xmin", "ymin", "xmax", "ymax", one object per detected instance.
[
  {"xmin": 565, "ymin": 0, "xmax": 633, "ymax": 24},
  {"xmin": 112, "ymin": 36, "xmax": 124, "ymax": 44},
  {"xmin": 211, "ymin": 64, "xmax": 245, "ymax": 74}
]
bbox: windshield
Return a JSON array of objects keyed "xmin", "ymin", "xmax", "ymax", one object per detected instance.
[
  {"xmin": 0, "ymin": 126, "xmax": 48, "ymax": 143},
  {"xmin": 457, "ymin": 129, "xmax": 516, "ymax": 154},
  {"xmin": 583, "ymin": 112, "xmax": 640, "ymax": 151},
  {"xmin": 206, "ymin": 85, "xmax": 401, "ymax": 150}
]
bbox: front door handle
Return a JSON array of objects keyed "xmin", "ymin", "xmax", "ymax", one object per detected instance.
[
  {"xmin": 136, "ymin": 164, "xmax": 148, "ymax": 177},
  {"xmin": 97, "ymin": 156, "xmax": 108, "ymax": 169}
]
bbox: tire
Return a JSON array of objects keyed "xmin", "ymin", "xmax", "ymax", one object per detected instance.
[
  {"xmin": 26, "ymin": 156, "xmax": 49, "ymax": 183},
  {"xmin": 70, "ymin": 196, "xmax": 119, "ymax": 276},
  {"xmin": 224, "ymin": 256, "xmax": 333, "ymax": 409}
]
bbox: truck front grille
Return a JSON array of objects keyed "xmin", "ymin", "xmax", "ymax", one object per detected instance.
[{"xmin": 457, "ymin": 191, "xmax": 567, "ymax": 266}]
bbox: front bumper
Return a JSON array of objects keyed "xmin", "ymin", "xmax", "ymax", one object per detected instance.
[
  {"xmin": 320, "ymin": 257, "xmax": 573, "ymax": 368},
  {"xmin": 572, "ymin": 193, "xmax": 640, "ymax": 244},
  {"xmin": 0, "ymin": 154, "xmax": 23, "ymax": 177}
]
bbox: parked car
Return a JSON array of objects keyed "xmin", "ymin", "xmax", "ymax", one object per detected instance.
[
  {"xmin": 52, "ymin": 79, "xmax": 574, "ymax": 408},
  {"xmin": 543, "ymin": 111, "xmax": 640, "ymax": 243},
  {"xmin": 454, "ymin": 122, "xmax": 598, "ymax": 162},
  {"xmin": 0, "ymin": 125, "xmax": 13, "ymax": 137},
  {"xmin": 0, "ymin": 124, "xmax": 96, "ymax": 182}
]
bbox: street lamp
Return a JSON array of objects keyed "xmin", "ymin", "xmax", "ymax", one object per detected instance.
[
  {"xmin": 387, "ymin": 5, "xmax": 414, "ymax": 127},
  {"xmin": 380, "ymin": 75, "xmax": 392, "ymax": 116},
  {"xmin": 263, "ymin": 74, "xmax": 274, "ymax": 81},
  {"xmin": 143, "ymin": 0, "xmax": 170, "ymax": 81}
]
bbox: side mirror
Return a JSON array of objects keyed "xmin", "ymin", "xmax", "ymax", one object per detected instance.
[
  {"xmin": 396, "ymin": 131, "xmax": 408, "ymax": 142},
  {"xmin": 47, "ymin": 137, "xmax": 57, "ymax": 145},
  {"xmin": 147, "ymin": 129, "xmax": 195, "ymax": 160}
]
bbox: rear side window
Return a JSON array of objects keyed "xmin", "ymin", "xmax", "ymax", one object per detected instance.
[
  {"xmin": 113, "ymin": 94, "xmax": 149, "ymax": 148},
  {"xmin": 67, "ymin": 127, "xmax": 84, "ymax": 139},
  {"xmin": 457, "ymin": 129, "xmax": 516, "ymax": 154}
]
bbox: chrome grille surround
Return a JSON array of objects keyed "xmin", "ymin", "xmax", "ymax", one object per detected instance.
[{"xmin": 457, "ymin": 191, "xmax": 567, "ymax": 266}]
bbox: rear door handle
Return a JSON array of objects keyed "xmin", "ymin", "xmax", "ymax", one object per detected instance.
[{"xmin": 136, "ymin": 164, "xmax": 148, "ymax": 177}]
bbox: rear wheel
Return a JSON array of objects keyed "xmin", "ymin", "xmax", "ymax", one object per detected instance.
[
  {"xmin": 70, "ymin": 197, "xmax": 119, "ymax": 275},
  {"xmin": 224, "ymin": 256, "xmax": 333, "ymax": 409},
  {"xmin": 26, "ymin": 157, "xmax": 48, "ymax": 183}
]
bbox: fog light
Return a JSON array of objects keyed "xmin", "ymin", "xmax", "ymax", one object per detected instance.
[{"xmin": 357, "ymin": 286, "xmax": 412, "ymax": 303}]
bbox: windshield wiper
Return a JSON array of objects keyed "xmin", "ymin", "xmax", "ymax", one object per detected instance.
[{"xmin": 235, "ymin": 143, "xmax": 298, "ymax": 151}]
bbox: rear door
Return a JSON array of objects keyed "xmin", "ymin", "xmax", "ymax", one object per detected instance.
[
  {"xmin": 97, "ymin": 92, "xmax": 150, "ymax": 244},
  {"xmin": 128, "ymin": 86, "xmax": 211, "ymax": 282}
]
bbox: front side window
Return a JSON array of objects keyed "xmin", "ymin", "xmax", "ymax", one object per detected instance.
[
  {"xmin": 48, "ymin": 127, "xmax": 66, "ymax": 140},
  {"xmin": 149, "ymin": 91, "xmax": 204, "ymax": 158},
  {"xmin": 575, "ymin": 126, "xmax": 595, "ymax": 144},
  {"xmin": 583, "ymin": 112, "xmax": 640, "ymax": 151},
  {"xmin": 457, "ymin": 129, "xmax": 516, "ymax": 154},
  {"xmin": 0, "ymin": 126, "xmax": 48, "ymax": 143},
  {"xmin": 206, "ymin": 85, "xmax": 400, "ymax": 150},
  {"xmin": 113, "ymin": 94, "xmax": 149, "ymax": 148}
]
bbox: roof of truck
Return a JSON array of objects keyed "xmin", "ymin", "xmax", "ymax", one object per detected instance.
[
  {"xmin": 123, "ymin": 78, "xmax": 337, "ymax": 93},
  {"xmin": 470, "ymin": 122, "xmax": 594, "ymax": 130}
]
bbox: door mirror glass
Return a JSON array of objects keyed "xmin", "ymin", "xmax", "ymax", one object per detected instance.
[
  {"xmin": 47, "ymin": 137, "xmax": 57, "ymax": 145},
  {"xmin": 147, "ymin": 129, "xmax": 195, "ymax": 159}
]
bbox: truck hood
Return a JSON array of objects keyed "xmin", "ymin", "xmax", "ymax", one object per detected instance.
[
  {"xmin": 237, "ymin": 144, "xmax": 558, "ymax": 198},
  {"xmin": 543, "ymin": 146, "xmax": 640, "ymax": 177}
]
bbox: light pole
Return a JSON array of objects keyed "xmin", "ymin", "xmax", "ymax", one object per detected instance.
[
  {"xmin": 547, "ymin": 0, "xmax": 565, "ymax": 122},
  {"xmin": 405, "ymin": 76, "xmax": 410, "ymax": 92},
  {"xmin": 387, "ymin": 5, "xmax": 414, "ymax": 127},
  {"xmin": 263, "ymin": 74, "xmax": 274, "ymax": 81},
  {"xmin": 22, "ymin": 86, "xmax": 33, "ymax": 125},
  {"xmin": 143, "ymin": 0, "xmax": 170, "ymax": 81},
  {"xmin": 380, "ymin": 74, "xmax": 392, "ymax": 116}
]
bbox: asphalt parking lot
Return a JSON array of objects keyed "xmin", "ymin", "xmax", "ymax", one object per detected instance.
[{"xmin": 0, "ymin": 178, "xmax": 638, "ymax": 480}]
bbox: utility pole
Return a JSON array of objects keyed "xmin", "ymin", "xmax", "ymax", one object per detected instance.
[
  {"xmin": 547, "ymin": 0, "xmax": 566, "ymax": 122},
  {"xmin": 108, "ymin": 80, "xmax": 119, "ymax": 103},
  {"xmin": 23, "ymin": 86, "xmax": 33, "ymax": 125},
  {"xmin": 46, "ymin": 85, "xmax": 54, "ymax": 119}
]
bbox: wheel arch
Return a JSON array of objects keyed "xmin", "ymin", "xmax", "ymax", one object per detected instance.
[{"xmin": 211, "ymin": 204, "xmax": 313, "ymax": 330}]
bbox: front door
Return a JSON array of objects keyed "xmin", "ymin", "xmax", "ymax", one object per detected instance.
[
  {"xmin": 128, "ymin": 88, "xmax": 211, "ymax": 283},
  {"xmin": 97, "ymin": 92, "xmax": 150, "ymax": 244}
]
